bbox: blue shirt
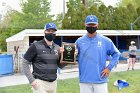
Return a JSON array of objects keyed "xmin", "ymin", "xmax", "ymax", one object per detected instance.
[{"xmin": 75, "ymin": 34, "xmax": 121, "ymax": 83}]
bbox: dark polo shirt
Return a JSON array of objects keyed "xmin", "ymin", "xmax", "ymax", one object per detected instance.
[{"xmin": 24, "ymin": 39, "xmax": 61, "ymax": 82}]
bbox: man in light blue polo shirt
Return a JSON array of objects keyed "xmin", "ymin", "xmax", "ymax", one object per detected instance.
[{"xmin": 75, "ymin": 15, "xmax": 121, "ymax": 93}]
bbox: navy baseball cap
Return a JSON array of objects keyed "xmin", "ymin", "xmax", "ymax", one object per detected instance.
[
  {"xmin": 85, "ymin": 15, "xmax": 98, "ymax": 25},
  {"xmin": 44, "ymin": 23, "xmax": 57, "ymax": 31}
]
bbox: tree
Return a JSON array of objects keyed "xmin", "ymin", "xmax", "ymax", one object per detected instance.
[
  {"xmin": 62, "ymin": 0, "xmax": 139, "ymax": 30},
  {"xmin": 81, "ymin": 0, "xmax": 103, "ymax": 8},
  {"xmin": 136, "ymin": 6, "xmax": 140, "ymax": 29},
  {"xmin": 119, "ymin": 0, "xmax": 140, "ymax": 9},
  {"xmin": 62, "ymin": 0, "xmax": 86, "ymax": 29},
  {"xmin": 0, "ymin": 0, "xmax": 53, "ymax": 51},
  {"xmin": 98, "ymin": 4, "xmax": 109, "ymax": 29},
  {"xmin": 55, "ymin": 13, "xmax": 63, "ymax": 29},
  {"xmin": 0, "ymin": 10, "xmax": 23, "ymax": 51},
  {"xmin": 20, "ymin": 0, "xmax": 53, "ymax": 29},
  {"xmin": 126, "ymin": 4, "xmax": 138, "ymax": 29},
  {"xmin": 105, "ymin": 6, "xmax": 116, "ymax": 29}
]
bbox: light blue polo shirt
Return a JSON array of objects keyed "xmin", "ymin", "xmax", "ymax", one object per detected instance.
[{"xmin": 75, "ymin": 33, "xmax": 120, "ymax": 83}]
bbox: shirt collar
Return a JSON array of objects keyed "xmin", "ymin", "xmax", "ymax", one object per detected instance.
[
  {"xmin": 43, "ymin": 39, "xmax": 55, "ymax": 48},
  {"xmin": 86, "ymin": 33, "xmax": 98, "ymax": 39}
]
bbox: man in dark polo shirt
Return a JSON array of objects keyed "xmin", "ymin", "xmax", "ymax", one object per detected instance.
[{"xmin": 22, "ymin": 22, "xmax": 64, "ymax": 93}]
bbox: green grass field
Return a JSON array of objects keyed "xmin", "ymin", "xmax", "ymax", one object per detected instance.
[{"xmin": 0, "ymin": 70, "xmax": 140, "ymax": 93}]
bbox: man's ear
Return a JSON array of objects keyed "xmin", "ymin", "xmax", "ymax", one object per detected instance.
[
  {"xmin": 44, "ymin": 30, "xmax": 47, "ymax": 34},
  {"xmin": 97, "ymin": 24, "xmax": 99, "ymax": 28}
]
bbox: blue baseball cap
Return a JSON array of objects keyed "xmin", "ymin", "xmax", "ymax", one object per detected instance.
[
  {"xmin": 85, "ymin": 15, "xmax": 98, "ymax": 25},
  {"xmin": 44, "ymin": 23, "xmax": 57, "ymax": 31}
]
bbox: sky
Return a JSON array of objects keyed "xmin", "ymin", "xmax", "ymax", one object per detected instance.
[{"xmin": 0, "ymin": 0, "xmax": 120, "ymax": 16}]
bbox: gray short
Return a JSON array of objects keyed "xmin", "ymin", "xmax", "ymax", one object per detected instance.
[{"xmin": 79, "ymin": 83, "xmax": 108, "ymax": 93}]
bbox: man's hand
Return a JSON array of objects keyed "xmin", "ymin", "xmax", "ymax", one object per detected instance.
[
  {"xmin": 60, "ymin": 47, "xmax": 64, "ymax": 53},
  {"xmin": 31, "ymin": 79, "xmax": 39, "ymax": 90},
  {"xmin": 75, "ymin": 49, "xmax": 78, "ymax": 56},
  {"xmin": 101, "ymin": 67, "xmax": 110, "ymax": 78}
]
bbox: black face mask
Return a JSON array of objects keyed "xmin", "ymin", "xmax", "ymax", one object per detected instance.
[
  {"xmin": 45, "ymin": 33, "xmax": 56, "ymax": 41},
  {"xmin": 86, "ymin": 26, "xmax": 97, "ymax": 34}
]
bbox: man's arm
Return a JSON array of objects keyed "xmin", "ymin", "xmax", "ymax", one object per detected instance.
[
  {"xmin": 101, "ymin": 41, "xmax": 121, "ymax": 78},
  {"xmin": 22, "ymin": 59, "xmax": 35, "ymax": 84},
  {"xmin": 107, "ymin": 42, "xmax": 121, "ymax": 71},
  {"xmin": 22, "ymin": 44, "xmax": 37, "ymax": 83}
]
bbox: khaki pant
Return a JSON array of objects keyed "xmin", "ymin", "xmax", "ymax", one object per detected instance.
[{"xmin": 32, "ymin": 79, "xmax": 57, "ymax": 93}]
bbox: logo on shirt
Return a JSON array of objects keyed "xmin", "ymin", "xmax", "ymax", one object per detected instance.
[
  {"xmin": 43, "ymin": 50, "xmax": 47, "ymax": 53},
  {"xmin": 98, "ymin": 41, "xmax": 102, "ymax": 47},
  {"xmin": 54, "ymin": 50, "xmax": 58, "ymax": 55}
]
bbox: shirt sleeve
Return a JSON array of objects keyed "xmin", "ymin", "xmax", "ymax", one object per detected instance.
[
  {"xmin": 75, "ymin": 40, "xmax": 79, "ymax": 61},
  {"xmin": 75, "ymin": 40, "xmax": 79, "ymax": 50},
  {"xmin": 135, "ymin": 46, "xmax": 137, "ymax": 50},
  {"xmin": 24, "ymin": 44, "xmax": 37, "ymax": 62},
  {"xmin": 107, "ymin": 41, "xmax": 121, "ymax": 71},
  {"xmin": 22, "ymin": 58, "xmax": 35, "ymax": 84}
]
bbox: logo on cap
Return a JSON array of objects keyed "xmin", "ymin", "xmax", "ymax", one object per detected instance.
[
  {"xmin": 90, "ymin": 16, "xmax": 94, "ymax": 21},
  {"xmin": 85, "ymin": 15, "xmax": 98, "ymax": 25},
  {"xmin": 44, "ymin": 23, "xmax": 57, "ymax": 31},
  {"xmin": 49, "ymin": 23, "xmax": 54, "ymax": 27}
]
